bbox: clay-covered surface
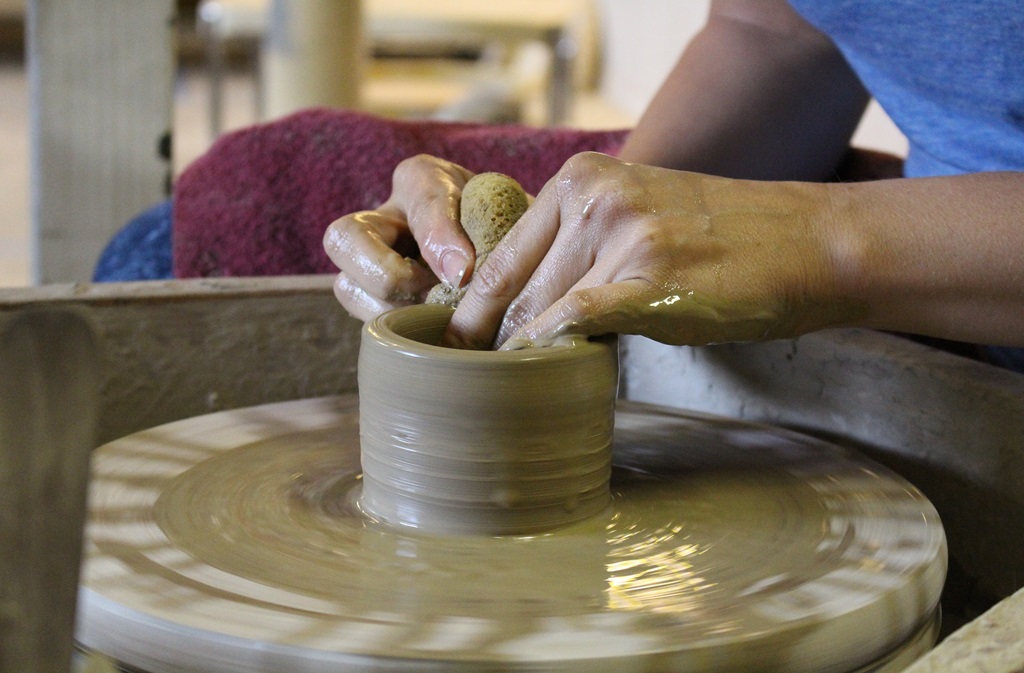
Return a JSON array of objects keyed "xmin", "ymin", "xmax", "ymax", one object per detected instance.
[
  {"xmin": 621, "ymin": 332, "xmax": 1024, "ymax": 668},
  {"xmin": 78, "ymin": 396, "xmax": 944, "ymax": 673}
]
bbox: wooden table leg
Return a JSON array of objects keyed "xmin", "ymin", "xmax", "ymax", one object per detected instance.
[{"xmin": 0, "ymin": 310, "xmax": 99, "ymax": 673}]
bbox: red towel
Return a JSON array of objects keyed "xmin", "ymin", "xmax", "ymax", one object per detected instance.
[{"xmin": 173, "ymin": 108, "xmax": 629, "ymax": 278}]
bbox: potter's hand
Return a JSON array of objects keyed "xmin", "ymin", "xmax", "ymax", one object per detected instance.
[
  {"xmin": 445, "ymin": 152, "xmax": 863, "ymax": 349},
  {"xmin": 323, "ymin": 155, "xmax": 477, "ymax": 321}
]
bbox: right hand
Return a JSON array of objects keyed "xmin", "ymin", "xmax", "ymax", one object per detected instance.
[
  {"xmin": 323, "ymin": 155, "xmax": 478, "ymax": 321},
  {"xmin": 444, "ymin": 152, "xmax": 853, "ymax": 350}
]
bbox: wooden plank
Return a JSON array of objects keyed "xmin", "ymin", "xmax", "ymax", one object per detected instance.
[
  {"xmin": 904, "ymin": 586, "xmax": 1024, "ymax": 673},
  {"xmin": 0, "ymin": 276, "xmax": 363, "ymax": 445},
  {"xmin": 0, "ymin": 309, "xmax": 98, "ymax": 673},
  {"xmin": 26, "ymin": 0, "xmax": 174, "ymax": 283}
]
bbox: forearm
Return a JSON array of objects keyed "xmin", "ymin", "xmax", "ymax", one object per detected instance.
[
  {"xmin": 827, "ymin": 172, "xmax": 1024, "ymax": 346},
  {"xmin": 619, "ymin": 0, "xmax": 869, "ymax": 181}
]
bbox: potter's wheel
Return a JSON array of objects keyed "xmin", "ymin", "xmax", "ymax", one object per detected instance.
[{"xmin": 77, "ymin": 395, "xmax": 946, "ymax": 673}]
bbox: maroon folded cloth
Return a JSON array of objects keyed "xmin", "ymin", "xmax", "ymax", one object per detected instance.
[{"xmin": 173, "ymin": 108, "xmax": 629, "ymax": 278}]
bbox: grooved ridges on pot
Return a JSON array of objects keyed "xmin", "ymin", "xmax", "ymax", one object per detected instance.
[{"xmin": 358, "ymin": 304, "xmax": 619, "ymax": 535}]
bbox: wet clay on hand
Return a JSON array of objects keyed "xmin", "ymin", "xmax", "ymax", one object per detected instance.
[{"xmin": 425, "ymin": 172, "xmax": 529, "ymax": 308}]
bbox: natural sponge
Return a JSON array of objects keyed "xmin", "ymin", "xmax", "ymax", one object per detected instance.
[{"xmin": 426, "ymin": 172, "xmax": 529, "ymax": 307}]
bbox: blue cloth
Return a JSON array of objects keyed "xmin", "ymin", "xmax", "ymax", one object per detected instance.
[
  {"xmin": 788, "ymin": 0, "xmax": 1024, "ymax": 178},
  {"xmin": 984, "ymin": 346, "xmax": 1024, "ymax": 372},
  {"xmin": 93, "ymin": 199, "xmax": 174, "ymax": 282}
]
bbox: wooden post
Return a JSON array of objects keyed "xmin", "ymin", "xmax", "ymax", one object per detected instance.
[
  {"xmin": 261, "ymin": 0, "xmax": 364, "ymax": 120},
  {"xmin": 0, "ymin": 310, "xmax": 98, "ymax": 673},
  {"xmin": 26, "ymin": 0, "xmax": 175, "ymax": 283}
]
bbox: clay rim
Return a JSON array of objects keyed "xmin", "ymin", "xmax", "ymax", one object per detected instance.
[{"xmin": 364, "ymin": 303, "xmax": 613, "ymax": 362}]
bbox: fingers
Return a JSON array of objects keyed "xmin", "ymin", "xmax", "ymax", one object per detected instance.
[
  {"xmin": 494, "ymin": 215, "xmax": 602, "ymax": 344},
  {"xmin": 332, "ymin": 271, "xmax": 415, "ymax": 322},
  {"xmin": 443, "ymin": 178, "xmax": 566, "ymax": 349},
  {"xmin": 323, "ymin": 208, "xmax": 436, "ymax": 303},
  {"xmin": 493, "ymin": 233, "xmax": 645, "ymax": 347},
  {"xmin": 323, "ymin": 155, "xmax": 479, "ymax": 322},
  {"xmin": 496, "ymin": 262, "xmax": 615, "ymax": 346},
  {"xmin": 504, "ymin": 279, "xmax": 786, "ymax": 348},
  {"xmin": 393, "ymin": 156, "xmax": 477, "ymax": 286},
  {"xmin": 497, "ymin": 280, "xmax": 647, "ymax": 348}
]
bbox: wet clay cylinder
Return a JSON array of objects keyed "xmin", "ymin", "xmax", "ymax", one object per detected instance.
[{"xmin": 358, "ymin": 303, "xmax": 619, "ymax": 535}]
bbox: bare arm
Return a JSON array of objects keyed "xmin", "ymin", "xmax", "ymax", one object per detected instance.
[
  {"xmin": 619, "ymin": 0, "xmax": 870, "ymax": 181},
  {"xmin": 829, "ymin": 171, "xmax": 1024, "ymax": 346}
]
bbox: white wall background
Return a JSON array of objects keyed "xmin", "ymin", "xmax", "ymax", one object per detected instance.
[
  {"xmin": 595, "ymin": 0, "xmax": 708, "ymax": 121},
  {"xmin": 592, "ymin": 0, "xmax": 907, "ymax": 156}
]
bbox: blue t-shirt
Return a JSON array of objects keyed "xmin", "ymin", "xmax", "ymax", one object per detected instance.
[
  {"xmin": 790, "ymin": 0, "xmax": 1024, "ymax": 372},
  {"xmin": 788, "ymin": 0, "xmax": 1024, "ymax": 177}
]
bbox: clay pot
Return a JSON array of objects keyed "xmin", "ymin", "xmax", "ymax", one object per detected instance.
[{"xmin": 358, "ymin": 304, "xmax": 619, "ymax": 535}]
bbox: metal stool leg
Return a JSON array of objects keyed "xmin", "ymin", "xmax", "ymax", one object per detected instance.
[{"xmin": 199, "ymin": 1, "xmax": 227, "ymax": 138}]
